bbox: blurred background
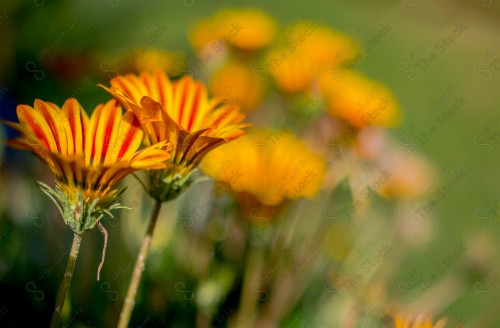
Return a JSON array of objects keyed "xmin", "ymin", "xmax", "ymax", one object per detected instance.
[{"xmin": 1, "ymin": 0, "xmax": 500, "ymax": 327}]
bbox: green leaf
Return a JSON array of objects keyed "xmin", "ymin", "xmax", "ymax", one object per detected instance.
[
  {"xmin": 365, "ymin": 187, "xmax": 397, "ymax": 217},
  {"xmin": 329, "ymin": 177, "xmax": 355, "ymax": 223}
]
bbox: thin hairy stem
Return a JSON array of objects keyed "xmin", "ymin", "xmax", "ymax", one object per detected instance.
[{"xmin": 97, "ymin": 222, "xmax": 108, "ymax": 281}]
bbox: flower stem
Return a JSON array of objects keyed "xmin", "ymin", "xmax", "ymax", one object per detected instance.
[
  {"xmin": 118, "ymin": 200, "xmax": 162, "ymax": 328},
  {"xmin": 50, "ymin": 232, "xmax": 82, "ymax": 328},
  {"xmin": 236, "ymin": 240, "xmax": 265, "ymax": 328}
]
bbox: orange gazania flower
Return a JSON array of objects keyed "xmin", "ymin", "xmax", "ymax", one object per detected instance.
[
  {"xmin": 210, "ymin": 60, "xmax": 265, "ymax": 111},
  {"xmin": 290, "ymin": 22, "xmax": 359, "ymax": 71},
  {"xmin": 134, "ymin": 48, "xmax": 184, "ymax": 75},
  {"xmin": 189, "ymin": 8, "xmax": 278, "ymax": 53},
  {"xmin": 4, "ymin": 98, "xmax": 172, "ymax": 233},
  {"xmin": 201, "ymin": 130, "xmax": 326, "ymax": 223},
  {"xmin": 103, "ymin": 69, "xmax": 247, "ymax": 201},
  {"xmin": 266, "ymin": 51, "xmax": 315, "ymax": 93},
  {"xmin": 318, "ymin": 70, "xmax": 401, "ymax": 128},
  {"xmin": 267, "ymin": 21, "xmax": 359, "ymax": 93}
]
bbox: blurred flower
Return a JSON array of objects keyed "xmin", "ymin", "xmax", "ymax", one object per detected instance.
[
  {"xmin": 267, "ymin": 21, "xmax": 358, "ymax": 93},
  {"xmin": 189, "ymin": 8, "xmax": 278, "ymax": 53},
  {"xmin": 134, "ymin": 49, "xmax": 184, "ymax": 76},
  {"xmin": 201, "ymin": 130, "xmax": 326, "ymax": 222},
  {"xmin": 394, "ymin": 314, "xmax": 452, "ymax": 328},
  {"xmin": 356, "ymin": 128, "xmax": 433, "ymax": 200},
  {"xmin": 210, "ymin": 60, "xmax": 265, "ymax": 111},
  {"xmin": 289, "ymin": 21, "xmax": 358, "ymax": 70},
  {"xmin": 319, "ymin": 70, "xmax": 400, "ymax": 128},
  {"xmin": 267, "ymin": 51, "xmax": 315, "ymax": 93},
  {"xmin": 378, "ymin": 152, "xmax": 433, "ymax": 200},
  {"xmin": 3, "ymin": 99, "xmax": 171, "ymax": 233},
  {"xmin": 103, "ymin": 70, "xmax": 247, "ymax": 201}
]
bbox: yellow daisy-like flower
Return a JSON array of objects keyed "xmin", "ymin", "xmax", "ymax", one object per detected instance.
[
  {"xmin": 291, "ymin": 21, "xmax": 358, "ymax": 69},
  {"xmin": 267, "ymin": 51, "xmax": 315, "ymax": 93},
  {"xmin": 319, "ymin": 70, "xmax": 400, "ymax": 128},
  {"xmin": 394, "ymin": 314, "xmax": 456, "ymax": 328},
  {"xmin": 134, "ymin": 49, "xmax": 184, "ymax": 76},
  {"xmin": 267, "ymin": 21, "xmax": 359, "ymax": 93},
  {"xmin": 210, "ymin": 60, "xmax": 265, "ymax": 111},
  {"xmin": 4, "ymin": 99, "xmax": 172, "ymax": 233},
  {"xmin": 103, "ymin": 69, "xmax": 248, "ymax": 201},
  {"xmin": 189, "ymin": 8, "xmax": 278, "ymax": 52},
  {"xmin": 201, "ymin": 130, "xmax": 326, "ymax": 222}
]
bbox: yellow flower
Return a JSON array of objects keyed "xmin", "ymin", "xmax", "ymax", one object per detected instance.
[
  {"xmin": 267, "ymin": 21, "xmax": 359, "ymax": 93},
  {"xmin": 189, "ymin": 8, "xmax": 278, "ymax": 52},
  {"xmin": 210, "ymin": 60, "xmax": 265, "ymax": 111},
  {"xmin": 4, "ymin": 98, "xmax": 172, "ymax": 233},
  {"xmin": 267, "ymin": 51, "xmax": 315, "ymax": 93},
  {"xmin": 103, "ymin": 70, "xmax": 248, "ymax": 201},
  {"xmin": 134, "ymin": 49, "xmax": 184, "ymax": 76},
  {"xmin": 201, "ymin": 130, "xmax": 326, "ymax": 222},
  {"xmin": 290, "ymin": 21, "xmax": 359, "ymax": 70},
  {"xmin": 394, "ymin": 314, "xmax": 455, "ymax": 328},
  {"xmin": 319, "ymin": 70, "xmax": 400, "ymax": 128}
]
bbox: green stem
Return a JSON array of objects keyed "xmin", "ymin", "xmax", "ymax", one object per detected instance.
[
  {"xmin": 118, "ymin": 200, "xmax": 162, "ymax": 328},
  {"xmin": 236, "ymin": 238, "xmax": 265, "ymax": 328},
  {"xmin": 50, "ymin": 233, "xmax": 82, "ymax": 328}
]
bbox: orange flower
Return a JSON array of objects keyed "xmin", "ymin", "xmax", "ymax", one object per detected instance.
[
  {"xmin": 290, "ymin": 21, "xmax": 358, "ymax": 69},
  {"xmin": 4, "ymin": 99, "xmax": 171, "ymax": 233},
  {"xmin": 267, "ymin": 21, "xmax": 359, "ymax": 93},
  {"xmin": 202, "ymin": 130, "xmax": 326, "ymax": 222},
  {"xmin": 134, "ymin": 49, "xmax": 184, "ymax": 76},
  {"xmin": 267, "ymin": 51, "xmax": 315, "ymax": 93},
  {"xmin": 210, "ymin": 60, "xmax": 265, "ymax": 111},
  {"xmin": 189, "ymin": 8, "xmax": 278, "ymax": 52},
  {"xmin": 103, "ymin": 70, "xmax": 248, "ymax": 201},
  {"xmin": 319, "ymin": 70, "xmax": 400, "ymax": 128}
]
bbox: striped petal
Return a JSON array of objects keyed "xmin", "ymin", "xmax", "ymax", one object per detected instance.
[
  {"xmin": 34, "ymin": 100, "xmax": 70, "ymax": 155},
  {"xmin": 93, "ymin": 100, "xmax": 121, "ymax": 166},
  {"xmin": 84, "ymin": 102, "xmax": 104, "ymax": 166},
  {"xmin": 140, "ymin": 97, "xmax": 178, "ymax": 146},
  {"xmin": 17, "ymin": 103, "xmax": 58, "ymax": 152},
  {"xmin": 62, "ymin": 98, "xmax": 89, "ymax": 156},
  {"xmin": 114, "ymin": 112, "xmax": 144, "ymax": 161},
  {"xmin": 110, "ymin": 74, "xmax": 149, "ymax": 105},
  {"xmin": 175, "ymin": 77, "xmax": 207, "ymax": 131},
  {"xmin": 130, "ymin": 140, "xmax": 172, "ymax": 169}
]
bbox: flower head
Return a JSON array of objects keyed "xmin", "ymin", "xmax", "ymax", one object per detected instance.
[
  {"xmin": 189, "ymin": 8, "xmax": 278, "ymax": 52},
  {"xmin": 267, "ymin": 51, "xmax": 315, "ymax": 93},
  {"xmin": 319, "ymin": 70, "xmax": 400, "ymax": 128},
  {"xmin": 210, "ymin": 60, "xmax": 265, "ymax": 111},
  {"xmin": 134, "ymin": 49, "xmax": 184, "ymax": 76},
  {"xmin": 4, "ymin": 99, "xmax": 172, "ymax": 233},
  {"xmin": 201, "ymin": 130, "xmax": 326, "ymax": 223},
  {"xmin": 103, "ymin": 70, "xmax": 248, "ymax": 201},
  {"xmin": 267, "ymin": 22, "xmax": 359, "ymax": 93}
]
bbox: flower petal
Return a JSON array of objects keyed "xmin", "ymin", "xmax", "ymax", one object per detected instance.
[
  {"xmin": 17, "ymin": 103, "xmax": 57, "ymax": 152},
  {"xmin": 34, "ymin": 100, "xmax": 69, "ymax": 155},
  {"xmin": 129, "ymin": 140, "xmax": 172, "ymax": 169},
  {"xmin": 115, "ymin": 112, "xmax": 144, "ymax": 161},
  {"xmin": 62, "ymin": 98, "xmax": 89, "ymax": 156}
]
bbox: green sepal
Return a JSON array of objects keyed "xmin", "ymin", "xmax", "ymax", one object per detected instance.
[
  {"xmin": 147, "ymin": 168, "xmax": 199, "ymax": 202},
  {"xmin": 36, "ymin": 181, "xmax": 129, "ymax": 234}
]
